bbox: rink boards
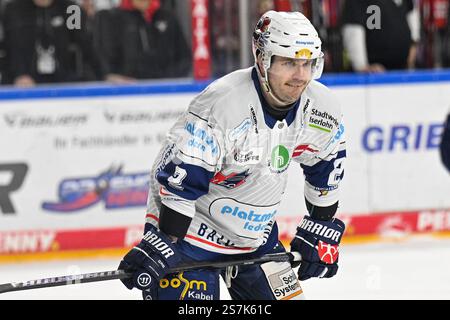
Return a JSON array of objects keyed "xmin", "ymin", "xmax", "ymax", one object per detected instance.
[{"xmin": 0, "ymin": 71, "xmax": 449, "ymax": 259}]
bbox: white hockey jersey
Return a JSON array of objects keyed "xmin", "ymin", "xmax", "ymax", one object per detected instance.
[{"xmin": 146, "ymin": 67, "xmax": 346, "ymax": 254}]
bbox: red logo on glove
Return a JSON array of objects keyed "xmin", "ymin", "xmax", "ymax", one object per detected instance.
[{"xmin": 317, "ymin": 240, "xmax": 339, "ymax": 264}]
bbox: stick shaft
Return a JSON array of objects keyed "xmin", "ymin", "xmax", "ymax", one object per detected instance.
[
  {"xmin": 0, "ymin": 270, "xmax": 128, "ymax": 294},
  {"xmin": 0, "ymin": 252, "xmax": 301, "ymax": 294}
]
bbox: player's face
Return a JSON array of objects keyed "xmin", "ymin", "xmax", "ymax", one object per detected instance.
[
  {"xmin": 33, "ymin": 0, "xmax": 53, "ymax": 7},
  {"xmin": 267, "ymin": 56, "xmax": 313, "ymax": 106},
  {"xmin": 132, "ymin": 0, "xmax": 151, "ymax": 13}
]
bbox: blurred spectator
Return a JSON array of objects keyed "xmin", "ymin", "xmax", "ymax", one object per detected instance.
[
  {"xmin": 441, "ymin": 112, "xmax": 450, "ymax": 171},
  {"xmin": 257, "ymin": 0, "xmax": 275, "ymax": 16},
  {"xmin": 74, "ymin": 0, "xmax": 120, "ymax": 27},
  {"xmin": 75, "ymin": 0, "xmax": 120, "ymax": 14},
  {"xmin": 419, "ymin": 0, "xmax": 450, "ymax": 68},
  {"xmin": 0, "ymin": 0, "xmax": 9, "ymax": 83},
  {"xmin": 73, "ymin": 1, "xmax": 120, "ymax": 69},
  {"xmin": 3, "ymin": 0, "xmax": 104, "ymax": 86},
  {"xmin": 0, "ymin": 0, "xmax": 11, "ymax": 13},
  {"xmin": 308, "ymin": 0, "xmax": 345, "ymax": 73},
  {"xmin": 0, "ymin": 1, "xmax": 12, "ymax": 83},
  {"xmin": 342, "ymin": 0, "xmax": 420, "ymax": 72},
  {"xmin": 209, "ymin": 0, "xmax": 240, "ymax": 77},
  {"xmin": 94, "ymin": 0, "xmax": 191, "ymax": 83},
  {"xmin": 76, "ymin": 0, "xmax": 95, "ymax": 18}
]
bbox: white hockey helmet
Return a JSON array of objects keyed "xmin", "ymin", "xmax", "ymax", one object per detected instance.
[{"xmin": 252, "ymin": 11, "xmax": 324, "ymax": 80}]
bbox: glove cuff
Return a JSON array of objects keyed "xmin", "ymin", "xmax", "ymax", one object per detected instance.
[
  {"xmin": 139, "ymin": 224, "xmax": 180, "ymax": 268},
  {"xmin": 297, "ymin": 215, "xmax": 345, "ymax": 245}
]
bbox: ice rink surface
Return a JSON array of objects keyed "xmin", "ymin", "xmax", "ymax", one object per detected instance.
[{"xmin": 1, "ymin": 236, "xmax": 449, "ymax": 300}]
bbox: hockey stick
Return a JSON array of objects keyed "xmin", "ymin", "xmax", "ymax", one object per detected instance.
[{"xmin": 0, "ymin": 252, "xmax": 301, "ymax": 294}]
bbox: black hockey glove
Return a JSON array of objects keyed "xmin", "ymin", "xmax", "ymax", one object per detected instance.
[
  {"xmin": 118, "ymin": 223, "xmax": 181, "ymax": 291},
  {"xmin": 290, "ymin": 215, "xmax": 345, "ymax": 281}
]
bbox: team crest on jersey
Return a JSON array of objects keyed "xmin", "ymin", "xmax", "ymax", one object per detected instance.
[
  {"xmin": 268, "ymin": 145, "xmax": 290, "ymax": 173},
  {"xmin": 210, "ymin": 170, "xmax": 250, "ymax": 189}
]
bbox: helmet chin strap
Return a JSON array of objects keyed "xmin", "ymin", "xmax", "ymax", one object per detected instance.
[{"xmin": 256, "ymin": 63, "xmax": 309, "ymax": 110}]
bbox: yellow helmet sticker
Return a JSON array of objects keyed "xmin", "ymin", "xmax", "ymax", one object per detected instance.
[{"xmin": 295, "ymin": 49, "xmax": 312, "ymax": 59}]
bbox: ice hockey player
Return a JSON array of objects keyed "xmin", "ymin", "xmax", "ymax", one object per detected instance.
[
  {"xmin": 440, "ymin": 113, "xmax": 450, "ymax": 171},
  {"xmin": 118, "ymin": 10, "xmax": 347, "ymax": 300}
]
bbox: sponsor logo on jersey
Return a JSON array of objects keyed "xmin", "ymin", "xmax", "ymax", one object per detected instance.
[
  {"xmin": 210, "ymin": 199, "xmax": 278, "ymax": 235},
  {"xmin": 322, "ymin": 123, "xmax": 345, "ymax": 152},
  {"xmin": 333, "ymin": 123, "xmax": 345, "ymax": 142},
  {"xmin": 220, "ymin": 206, "xmax": 277, "ymax": 226},
  {"xmin": 311, "ymin": 108, "xmax": 339, "ymax": 127},
  {"xmin": 309, "ymin": 108, "xmax": 339, "ymax": 133},
  {"xmin": 42, "ymin": 165, "xmax": 149, "ymax": 212},
  {"xmin": 184, "ymin": 122, "xmax": 219, "ymax": 156},
  {"xmin": 233, "ymin": 149, "xmax": 261, "ymax": 164},
  {"xmin": 228, "ymin": 118, "xmax": 252, "ymax": 142},
  {"xmin": 269, "ymin": 145, "xmax": 290, "ymax": 172}
]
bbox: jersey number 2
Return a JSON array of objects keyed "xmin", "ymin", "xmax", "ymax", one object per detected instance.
[{"xmin": 328, "ymin": 158, "xmax": 344, "ymax": 186}]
